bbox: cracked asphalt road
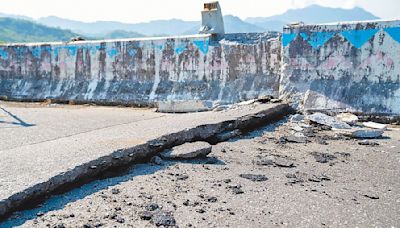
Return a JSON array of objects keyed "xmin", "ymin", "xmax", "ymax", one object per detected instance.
[
  {"xmin": 3, "ymin": 120, "xmax": 399, "ymax": 227},
  {"xmin": 0, "ymin": 101, "xmax": 282, "ymax": 208}
]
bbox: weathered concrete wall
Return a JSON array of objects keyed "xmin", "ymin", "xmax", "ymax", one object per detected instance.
[
  {"xmin": 280, "ymin": 20, "xmax": 400, "ymax": 115},
  {"xmin": 0, "ymin": 33, "xmax": 281, "ymax": 106},
  {"xmin": 2, "ymin": 19, "xmax": 399, "ymax": 115}
]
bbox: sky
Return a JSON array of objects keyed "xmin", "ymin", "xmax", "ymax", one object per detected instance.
[{"xmin": 0, "ymin": 0, "xmax": 398, "ymax": 23}]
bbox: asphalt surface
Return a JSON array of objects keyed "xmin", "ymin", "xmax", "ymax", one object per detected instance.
[
  {"xmin": 2, "ymin": 116, "xmax": 399, "ymax": 227},
  {"xmin": 0, "ymin": 101, "xmax": 279, "ymax": 206}
]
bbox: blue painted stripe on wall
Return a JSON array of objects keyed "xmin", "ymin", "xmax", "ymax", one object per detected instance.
[
  {"xmin": 174, "ymin": 43, "xmax": 186, "ymax": 55},
  {"xmin": 44, "ymin": 46, "xmax": 51, "ymax": 54},
  {"xmin": 153, "ymin": 43, "xmax": 164, "ymax": 51},
  {"xmin": 0, "ymin": 48, "xmax": 8, "ymax": 59},
  {"xmin": 341, "ymin": 29, "xmax": 379, "ymax": 49},
  {"xmin": 282, "ymin": 33, "xmax": 297, "ymax": 47},
  {"xmin": 193, "ymin": 39, "xmax": 209, "ymax": 54},
  {"xmin": 384, "ymin": 27, "xmax": 400, "ymax": 43},
  {"xmin": 300, "ymin": 32, "xmax": 335, "ymax": 49},
  {"xmin": 53, "ymin": 47, "xmax": 62, "ymax": 59},
  {"xmin": 66, "ymin": 46, "xmax": 78, "ymax": 56},
  {"xmin": 90, "ymin": 45, "xmax": 101, "ymax": 54},
  {"xmin": 53, "ymin": 45, "xmax": 100, "ymax": 59},
  {"xmin": 107, "ymin": 48, "xmax": 118, "ymax": 58},
  {"xmin": 16, "ymin": 47, "xmax": 26, "ymax": 55},
  {"xmin": 31, "ymin": 47, "xmax": 41, "ymax": 58}
]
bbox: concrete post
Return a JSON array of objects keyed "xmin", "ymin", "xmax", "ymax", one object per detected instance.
[{"xmin": 199, "ymin": 1, "xmax": 225, "ymax": 37}]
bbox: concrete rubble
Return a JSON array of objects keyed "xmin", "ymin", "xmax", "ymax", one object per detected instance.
[
  {"xmin": 150, "ymin": 156, "xmax": 164, "ymax": 165},
  {"xmin": 306, "ymin": 112, "xmax": 351, "ymax": 129},
  {"xmin": 275, "ymin": 111, "xmax": 390, "ymax": 143},
  {"xmin": 157, "ymin": 100, "xmax": 213, "ymax": 113},
  {"xmin": 289, "ymin": 114, "xmax": 305, "ymax": 122},
  {"xmin": 336, "ymin": 113, "xmax": 359, "ymax": 125},
  {"xmin": 363, "ymin": 121, "xmax": 388, "ymax": 130},
  {"xmin": 161, "ymin": 141, "xmax": 212, "ymax": 159},
  {"xmin": 349, "ymin": 129, "xmax": 384, "ymax": 139}
]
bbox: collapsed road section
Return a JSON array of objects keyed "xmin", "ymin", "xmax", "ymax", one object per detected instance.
[{"xmin": 0, "ymin": 101, "xmax": 293, "ymax": 220}]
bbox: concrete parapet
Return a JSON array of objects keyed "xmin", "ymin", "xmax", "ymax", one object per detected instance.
[
  {"xmin": 0, "ymin": 33, "xmax": 281, "ymax": 107},
  {"xmin": 280, "ymin": 19, "xmax": 400, "ymax": 115},
  {"xmin": 1, "ymin": 18, "xmax": 400, "ymax": 116}
]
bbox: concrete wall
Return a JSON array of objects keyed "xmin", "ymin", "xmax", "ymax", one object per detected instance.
[
  {"xmin": 1, "ymin": 19, "xmax": 400, "ymax": 115},
  {"xmin": 280, "ymin": 20, "xmax": 400, "ymax": 115},
  {"xmin": 0, "ymin": 33, "xmax": 281, "ymax": 106}
]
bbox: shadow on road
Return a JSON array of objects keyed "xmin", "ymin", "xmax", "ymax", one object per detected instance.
[{"xmin": 0, "ymin": 107, "xmax": 35, "ymax": 127}]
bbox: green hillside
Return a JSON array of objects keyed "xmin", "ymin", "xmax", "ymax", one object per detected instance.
[{"xmin": 0, "ymin": 17, "xmax": 80, "ymax": 43}]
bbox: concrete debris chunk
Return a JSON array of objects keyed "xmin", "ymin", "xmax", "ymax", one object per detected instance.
[
  {"xmin": 336, "ymin": 113, "xmax": 359, "ymax": 125},
  {"xmin": 299, "ymin": 123, "xmax": 311, "ymax": 129},
  {"xmin": 351, "ymin": 129, "xmax": 384, "ymax": 139},
  {"xmin": 306, "ymin": 112, "xmax": 351, "ymax": 129},
  {"xmin": 290, "ymin": 124, "xmax": 304, "ymax": 132},
  {"xmin": 273, "ymin": 157, "xmax": 296, "ymax": 168},
  {"xmin": 139, "ymin": 211, "xmax": 153, "ymax": 220},
  {"xmin": 310, "ymin": 152, "xmax": 337, "ymax": 163},
  {"xmin": 281, "ymin": 135, "xmax": 309, "ymax": 143},
  {"xmin": 161, "ymin": 141, "xmax": 212, "ymax": 159},
  {"xmin": 157, "ymin": 100, "xmax": 212, "ymax": 113},
  {"xmin": 358, "ymin": 140, "xmax": 379, "ymax": 146},
  {"xmin": 308, "ymin": 174, "xmax": 331, "ymax": 182},
  {"xmin": 213, "ymin": 104, "xmax": 232, "ymax": 112},
  {"xmin": 151, "ymin": 211, "xmax": 176, "ymax": 227},
  {"xmin": 150, "ymin": 156, "xmax": 163, "ymax": 165},
  {"xmin": 239, "ymin": 174, "xmax": 268, "ymax": 182},
  {"xmin": 362, "ymin": 121, "xmax": 387, "ymax": 130},
  {"xmin": 255, "ymin": 157, "xmax": 295, "ymax": 168},
  {"xmin": 235, "ymin": 99, "xmax": 257, "ymax": 106},
  {"xmin": 146, "ymin": 203, "xmax": 160, "ymax": 211},
  {"xmin": 257, "ymin": 95, "xmax": 273, "ymax": 103},
  {"xmin": 289, "ymin": 114, "xmax": 305, "ymax": 122},
  {"xmin": 228, "ymin": 185, "xmax": 244, "ymax": 194},
  {"xmin": 255, "ymin": 159, "xmax": 274, "ymax": 166}
]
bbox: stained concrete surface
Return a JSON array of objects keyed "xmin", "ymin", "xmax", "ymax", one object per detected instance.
[
  {"xmin": 281, "ymin": 20, "xmax": 400, "ymax": 115},
  {"xmin": 0, "ymin": 33, "xmax": 281, "ymax": 106},
  {"xmin": 2, "ymin": 118, "xmax": 399, "ymax": 227},
  {"xmin": 0, "ymin": 101, "xmax": 282, "ymax": 211}
]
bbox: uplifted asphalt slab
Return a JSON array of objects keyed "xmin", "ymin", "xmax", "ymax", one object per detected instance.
[
  {"xmin": 0, "ymin": 101, "xmax": 290, "ymax": 218},
  {"xmin": 7, "ymin": 121, "xmax": 399, "ymax": 228}
]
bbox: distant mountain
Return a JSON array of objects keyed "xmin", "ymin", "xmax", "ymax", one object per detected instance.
[
  {"xmin": 223, "ymin": 15, "xmax": 264, "ymax": 33},
  {"xmin": 0, "ymin": 4, "xmax": 381, "ymax": 42},
  {"xmin": 183, "ymin": 15, "xmax": 263, "ymax": 35},
  {"xmin": 38, "ymin": 15, "xmax": 264, "ymax": 37},
  {"xmin": 102, "ymin": 30, "xmax": 145, "ymax": 39},
  {"xmin": 36, "ymin": 5, "xmax": 380, "ymax": 36},
  {"xmin": 246, "ymin": 5, "xmax": 379, "ymax": 31},
  {"xmin": 37, "ymin": 16, "xmax": 198, "ymax": 37},
  {"xmin": 0, "ymin": 17, "xmax": 79, "ymax": 43},
  {"xmin": 0, "ymin": 12, "xmax": 33, "ymax": 21}
]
